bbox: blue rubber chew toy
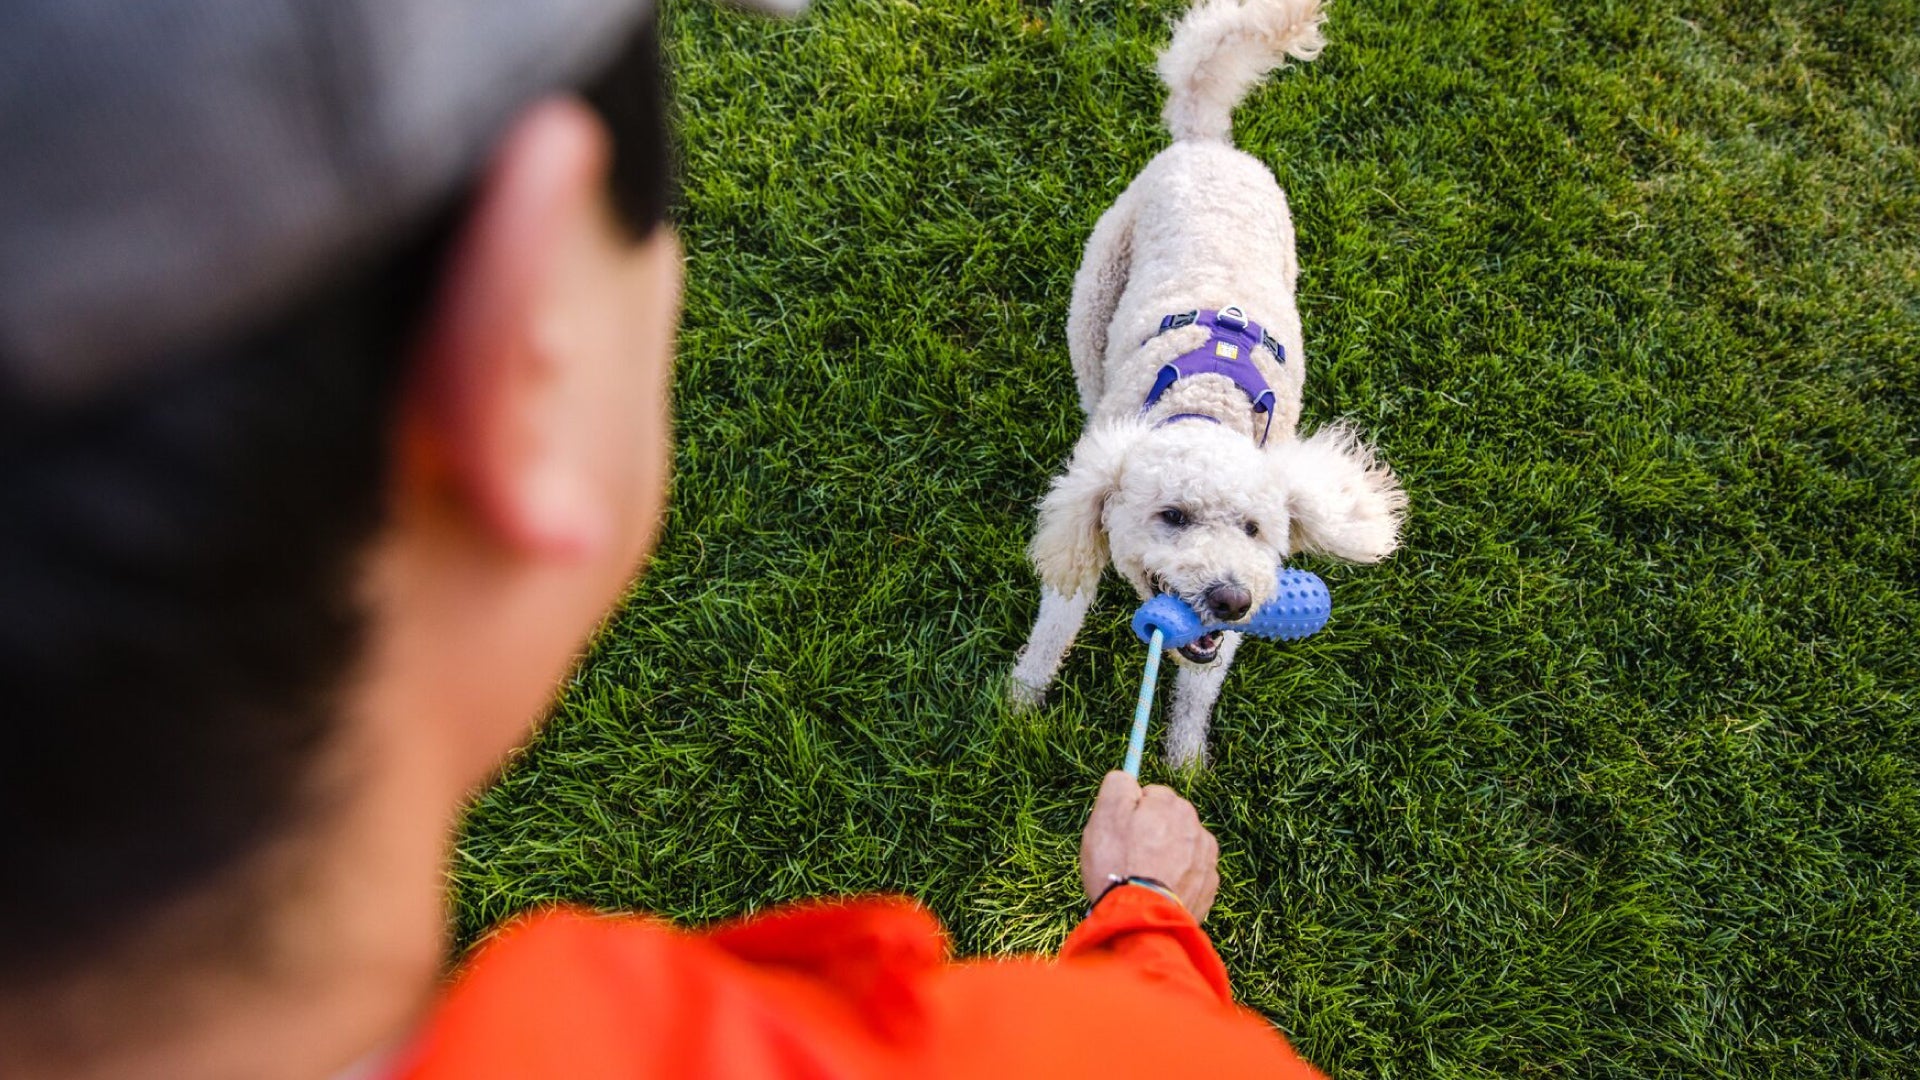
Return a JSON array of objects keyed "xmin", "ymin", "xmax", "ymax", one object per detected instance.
[
  {"xmin": 1129, "ymin": 568, "xmax": 1331, "ymax": 649},
  {"xmin": 1122, "ymin": 568, "xmax": 1331, "ymax": 776}
]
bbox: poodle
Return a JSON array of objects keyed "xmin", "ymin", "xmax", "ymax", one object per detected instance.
[{"xmin": 1009, "ymin": 0, "xmax": 1405, "ymax": 768}]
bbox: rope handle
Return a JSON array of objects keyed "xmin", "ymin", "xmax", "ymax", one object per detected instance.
[{"xmin": 1123, "ymin": 627, "xmax": 1165, "ymax": 778}]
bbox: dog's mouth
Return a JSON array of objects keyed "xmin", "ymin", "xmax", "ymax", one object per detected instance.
[
  {"xmin": 1178, "ymin": 631, "xmax": 1223, "ymax": 664},
  {"xmin": 1143, "ymin": 573, "xmax": 1223, "ymax": 663}
]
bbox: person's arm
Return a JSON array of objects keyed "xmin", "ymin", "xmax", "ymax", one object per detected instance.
[{"xmin": 1058, "ymin": 771, "xmax": 1235, "ymax": 1008}]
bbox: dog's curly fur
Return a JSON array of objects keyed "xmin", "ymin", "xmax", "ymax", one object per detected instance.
[{"xmin": 1010, "ymin": 0, "xmax": 1406, "ymax": 768}]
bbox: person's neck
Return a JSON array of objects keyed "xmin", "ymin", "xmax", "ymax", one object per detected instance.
[{"xmin": 0, "ymin": 731, "xmax": 457, "ymax": 1080}]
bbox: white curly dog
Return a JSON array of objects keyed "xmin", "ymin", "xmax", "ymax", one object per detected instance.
[{"xmin": 1009, "ymin": 0, "xmax": 1405, "ymax": 768}]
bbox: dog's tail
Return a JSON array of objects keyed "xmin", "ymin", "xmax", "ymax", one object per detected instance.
[{"xmin": 1157, "ymin": 0, "xmax": 1326, "ymax": 142}]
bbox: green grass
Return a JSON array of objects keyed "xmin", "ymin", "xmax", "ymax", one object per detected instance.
[{"xmin": 452, "ymin": 0, "xmax": 1919, "ymax": 1074}]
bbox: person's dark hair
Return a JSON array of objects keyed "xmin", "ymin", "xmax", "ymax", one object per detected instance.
[{"xmin": 0, "ymin": 20, "xmax": 673, "ymax": 981}]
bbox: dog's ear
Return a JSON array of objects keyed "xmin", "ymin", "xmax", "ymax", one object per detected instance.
[
  {"xmin": 1269, "ymin": 424, "xmax": 1406, "ymax": 562},
  {"xmin": 1029, "ymin": 421, "xmax": 1142, "ymax": 597}
]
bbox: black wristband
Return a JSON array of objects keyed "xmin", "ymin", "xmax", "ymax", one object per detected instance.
[{"xmin": 1092, "ymin": 874, "xmax": 1185, "ymax": 912}]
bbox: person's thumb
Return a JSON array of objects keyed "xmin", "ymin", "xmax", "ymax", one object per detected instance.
[{"xmin": 1095, "ymin": 769, "xmax": 1141, "ymax": 810}]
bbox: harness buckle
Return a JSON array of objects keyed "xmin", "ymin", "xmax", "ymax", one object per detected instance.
[{"xmin": 1261, "ymin": 330, "xmax": 1286, "ymax": 364}]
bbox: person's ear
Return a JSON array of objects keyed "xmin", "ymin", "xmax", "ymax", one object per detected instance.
[
  {"xmin": 1269, "ymin": 424, "xmax": 1406, "ymax": 562},
  {"xmin": 1030, "ymin": 420, "xmax": 1145, "ymax": 597},
  {"xmin": 399, "ymin": 97, "xmax": 617, "ymax": 558}
]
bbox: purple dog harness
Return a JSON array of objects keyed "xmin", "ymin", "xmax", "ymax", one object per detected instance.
[{"xmin": 1139, "ymin": 306, "xmax": 1285, "ymax": 445}]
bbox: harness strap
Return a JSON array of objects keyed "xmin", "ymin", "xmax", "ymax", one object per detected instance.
[
  {"xmin": 1154, "ymin": 412, "xmax": 1222, "ymax": 429},
  {"xmin": 1139, "ymin": 306, "xmax": 1283, "ymax": 445}
]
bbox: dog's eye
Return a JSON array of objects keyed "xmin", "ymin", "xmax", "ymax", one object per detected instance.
[
  {"xmin": 1159, "ymin": 508, "xmax": 1189, "ymax": 528},
  {"xmin": 1243, "ymin": 520, "xmax": 1260, "ymax": 538}
]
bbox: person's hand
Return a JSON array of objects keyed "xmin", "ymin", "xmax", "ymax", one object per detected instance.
[{"xmin": 1079, "ymin": 770, "xmax": 1221, "ymax": 921}]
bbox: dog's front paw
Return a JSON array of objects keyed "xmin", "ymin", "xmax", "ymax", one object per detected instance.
[
  {"xmin": 1006, "ymin": 675, "xmax": 1048, "ymax": 712},
  {"xmin": 1162, "ymin": 730, "xmax": 1211, "ymax": 771}
]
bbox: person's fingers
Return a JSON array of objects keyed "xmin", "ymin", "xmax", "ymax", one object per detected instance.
[
  {"xmin": 1193, "ymin": 863, "xmax": 1219, "ymax": 922},
  {"xmin": 1137, "ymin": 788, "xmax": 1190, "ymax": 847},
  {"xmin": 1138, "ymin": 786, "xmax": 1200, "ymax": 846},
  {"xmin": 1140, "ymin": 784, "xmax": 1201, "ymax": 830},
  {"xmin": 1138, "ymin": 782, "xmax": 1185, "ymax": 809},
  {"xmin": 1195, "ymin": 831, "xmax": 1220, "ymax": 905},
  {"xmin": 1173, "ymin": 827, "xmax": 1208, "ymax": 900},
  {"xmin": 1199, "ymin": 830, "xmax": 1221, "ymax": 919}
]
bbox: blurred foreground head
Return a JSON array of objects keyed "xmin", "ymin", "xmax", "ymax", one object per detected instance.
[{"xmin": 0, "ymin": 0, "xmax": 688, "ymax": 983}]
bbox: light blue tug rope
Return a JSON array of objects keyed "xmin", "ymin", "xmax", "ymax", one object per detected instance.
[{"xmin": 1124, "ymin": 628, "xmax": 1165, "ymax": 778}]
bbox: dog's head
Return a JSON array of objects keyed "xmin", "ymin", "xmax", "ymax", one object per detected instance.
[{"xmin": 1029, "ymin": 418, "xmax": 1405, "ymax": 662}]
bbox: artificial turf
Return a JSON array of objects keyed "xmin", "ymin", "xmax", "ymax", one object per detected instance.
[{"xmin": 452, "ymin": 0, "xmax": 1919, "ymax": 1074}]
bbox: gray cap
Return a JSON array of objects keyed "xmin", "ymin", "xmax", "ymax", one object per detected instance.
[{"xmin": 0, "ymin": 0, "xmax": 685, "ymax": 405}]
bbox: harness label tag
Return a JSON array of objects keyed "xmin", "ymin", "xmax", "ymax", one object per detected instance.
[{"xmin": 1213, "ymin": 342, "xmax": 1240, "ymax": 360}]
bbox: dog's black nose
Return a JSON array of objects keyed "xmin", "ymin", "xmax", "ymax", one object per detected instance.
[{"xmin": 1205, "ymin": 582, "xmax": 1252, "ymax": 622}]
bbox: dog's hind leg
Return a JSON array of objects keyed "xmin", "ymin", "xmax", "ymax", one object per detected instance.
[
  {"xmin": 1164, "ymin": 631, "xmax": 1242, "ymax": 768},
  {"xmin": 1008, "ymin": 585, "xmax": 1095, "ymax": 710},
  {"xmin": 1066, "ymin": 191, "xmax": 1137, "ymax": 415}
]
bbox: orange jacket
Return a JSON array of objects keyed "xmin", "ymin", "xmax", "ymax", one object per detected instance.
[{"xmin": 398, "ymin": 885, "xmax": 1324, "ymax": 1078}]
